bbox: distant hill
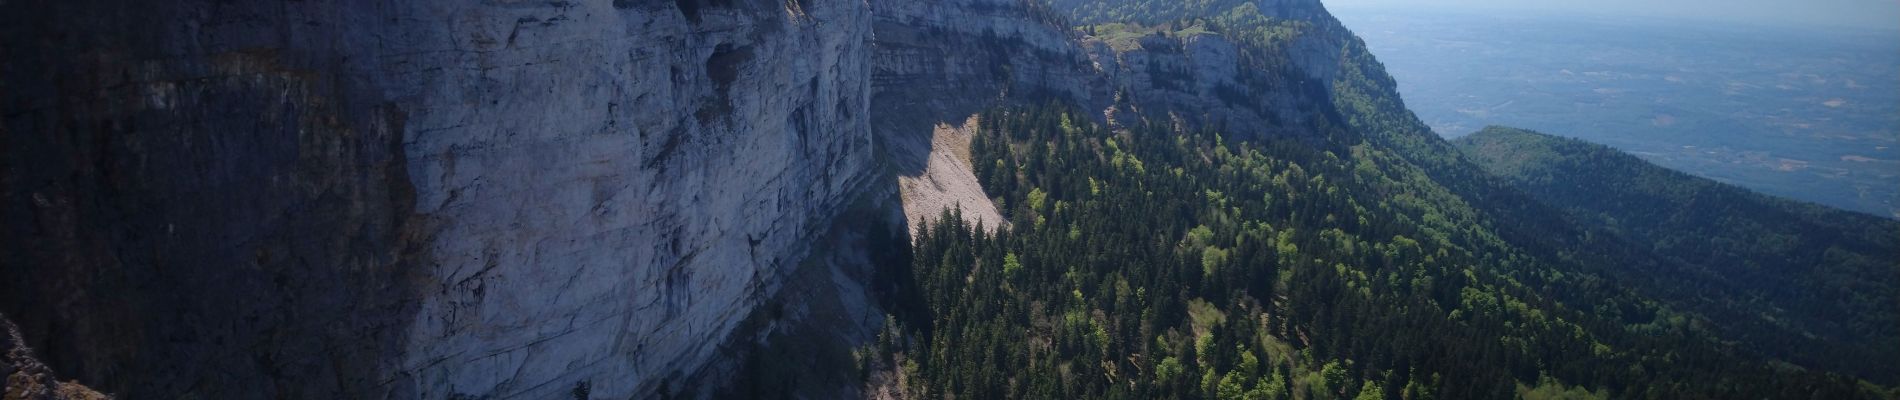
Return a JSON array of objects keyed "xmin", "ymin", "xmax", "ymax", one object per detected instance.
[
  {"xmin": 1334, "ymin": 10, "xmax": 1900, "ymax": 218},
  {"xmin": 1455, "ymin": 126, "xmax": 1900, "ymax": 381}
]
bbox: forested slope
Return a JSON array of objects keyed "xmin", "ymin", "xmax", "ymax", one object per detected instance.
[
  {"xmin": 879, "ymin": 104, "xmax": 1889, "ymax": 399},
  {"xmin": 857, "ymin": 0, "xmax": 1899, "ymax": 399},
  {"xmin": 1455, "ymin": 126, "xmax": 1900, "ymax": 382}
]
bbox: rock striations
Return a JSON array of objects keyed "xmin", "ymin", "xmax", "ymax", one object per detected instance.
[
  {"xmin": 1, "ymin": 0, "xmax": 1350, "ymax": 398},
  {"xmin": 2, "ymin": 0, "xmax": 870, "ymax": 398}
]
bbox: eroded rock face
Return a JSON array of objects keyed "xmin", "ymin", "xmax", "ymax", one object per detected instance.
[
  {"xmin": 868, "ymin": 0, "xmax": 1349, "ymax": 151},
  {"xmin": 1, "ymin": 0, "xmax": 871, "ymax": 398},
  {"xmin": 1081, "ymin": 28, "xmax": 1343, "ymax": 139},
  {"xmin": 869, "ymin": 0, "xmax": 1353, "ymax": 233},
  {"xmin": 3, "ymin": 0, "xmax": 1362, "ymax": 397},
  {"xmin": 2, "ymin": 315, "xmax": 111, "ymax": 400},
  {"xmin": 395, "ymin": 0, "xmax": 873, "ymax": 397},
  {"xmin": 870, "ymin": 0, "xmax": 1109, "ymax": 226}
]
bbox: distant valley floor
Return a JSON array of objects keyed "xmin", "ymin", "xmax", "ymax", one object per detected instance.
[{"xmin": 1334, "ymin": 8, "xmax": 1900, "ymax": 218}]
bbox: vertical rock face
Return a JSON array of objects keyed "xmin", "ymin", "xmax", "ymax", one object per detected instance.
[
  {"xmin": 867, "ymin": 0, "xmax": 1350, "ymax": 146},
  {"xmin": 869, "ymin": 0, "xmax": 1107, "ymax": 198},
  {"xmin": 1079, "ymin": 28, "xmax": 1342, "ymax": 139},
  {"xmin": 1, "ymin": 0, "xmax": 1364, "ymax": 397},
  {"xmin": 1, "ymin": 0, "xmax": 871, "ymax": 398},
  {"xmin": 870, "ymin": 0, "xmax": 1106, "ymax": 121},
  {"xmin": 396, "ymin": 0, "xmax": 872, "ymax": 397}
]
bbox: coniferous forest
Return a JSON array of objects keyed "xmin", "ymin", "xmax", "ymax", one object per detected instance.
[{"xmin": 850, "ymin": 3, "xmax": 1900, "ymax": 399}]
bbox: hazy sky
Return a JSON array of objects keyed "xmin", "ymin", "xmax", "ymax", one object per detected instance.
[{"xmin": 1323, "ymin": 0, "xmax": 1900, "ymax": 29}]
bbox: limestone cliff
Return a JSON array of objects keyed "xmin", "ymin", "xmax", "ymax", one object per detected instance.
[
  {"xmin": 1, "ymin": 0, "xmax": 870, "ymax": 398},
  {"xmin": 868, "ymin": 0, "xmax": 1350, "ymax": 150},
  {"xmin": 872, "ymin": 0, "xmax": 1351, "ymax": 232},
  {"xmin": 2, "ymin": 0, "xmax": 1366, "ymax": 398}
]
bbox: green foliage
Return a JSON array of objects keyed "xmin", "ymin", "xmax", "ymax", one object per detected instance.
[
  {"xmin": 1517, "ymin": 376, "xmax": 1608, "ymax": 400},
  {"xmin": 1353, "ymin": 380, "xmax": 1385, "ymax": 400},
  {"xmin": 1157, "ymin": 356, "xmax": 1186, "ymax": 383},
  {"xmin": 1217, "ymin": 371, "xmax": 1250, "ymax": 400},
  {"xmin": 1187, "ymin": 299, "xmax": 1227, "ymax": 337},
  {"xmin": 1028, "ymin": 187, "xmax": 1049, "ymax": 214},
  {"xmin": 877, "ymin": 104, "xmax": 1892, "ymax": 399},
  {"xmin": 1251, "ymin": 373, "xmax": 1287, "ymax": 400},
  {"xmin": 1455, "ymin": 126, "xmax": 1900, "ymax": 381},
  {"xmin": 1319, "ymin": 361, "xmax": 1350, "ymax": 396},
  {"xmin": 1200, "ymin": 247, "xmax": 1229, "ymax": 278}
]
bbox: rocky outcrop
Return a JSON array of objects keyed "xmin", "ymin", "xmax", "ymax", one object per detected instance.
[
  {"xmin": 3, "ymin": 315, "xmax": 111, "ymax": 400},
  {"xmin": 868, "ymin": 0, "xmax": 1347, "ymax": 137},
  {"xmin": 870, "ymin": 0, "xmax": 1353, "ymax": 232},
  {"xmin": 870, "ymin": 0, "xmax": 1106, "ymax": 172},
  {"xmin": 2, "ymin": 0, "xmax": 871, "ymax": 398},
  {"xmin": 896, "ymin": 115, "xmax": 1007, "ymax": 234},
  {"xmin": 1079, "ymin": 26, "xmax": 1343, "ymax": 139}
]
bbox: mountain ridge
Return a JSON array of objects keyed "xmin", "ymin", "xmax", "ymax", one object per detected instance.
[{"xmin": 1454, "ymin": 126, "xmax": 1900, "ymax": 381}]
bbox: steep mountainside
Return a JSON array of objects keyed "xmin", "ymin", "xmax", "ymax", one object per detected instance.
[
  {"xmin": 0, "ymin": 0, "xmax": 1374, "ymax": 397},
  {"xmin": 864, "ymin": 0, "xmax": 1900, "ymax": 399},
  {"xmin": 3, "ymin": 0, "xmax": 871, "ymax": 398},
  {"xmin": 3, "ymin": 0, "xmax": 1894, "ymax": 398},
  {"xmin": 1455, "ymin": 126, "xmax": 1900, "ymax": 380},
  {"xmin": 870, "ymin": 0, "xmax": 1357, "ymax": 231}
]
